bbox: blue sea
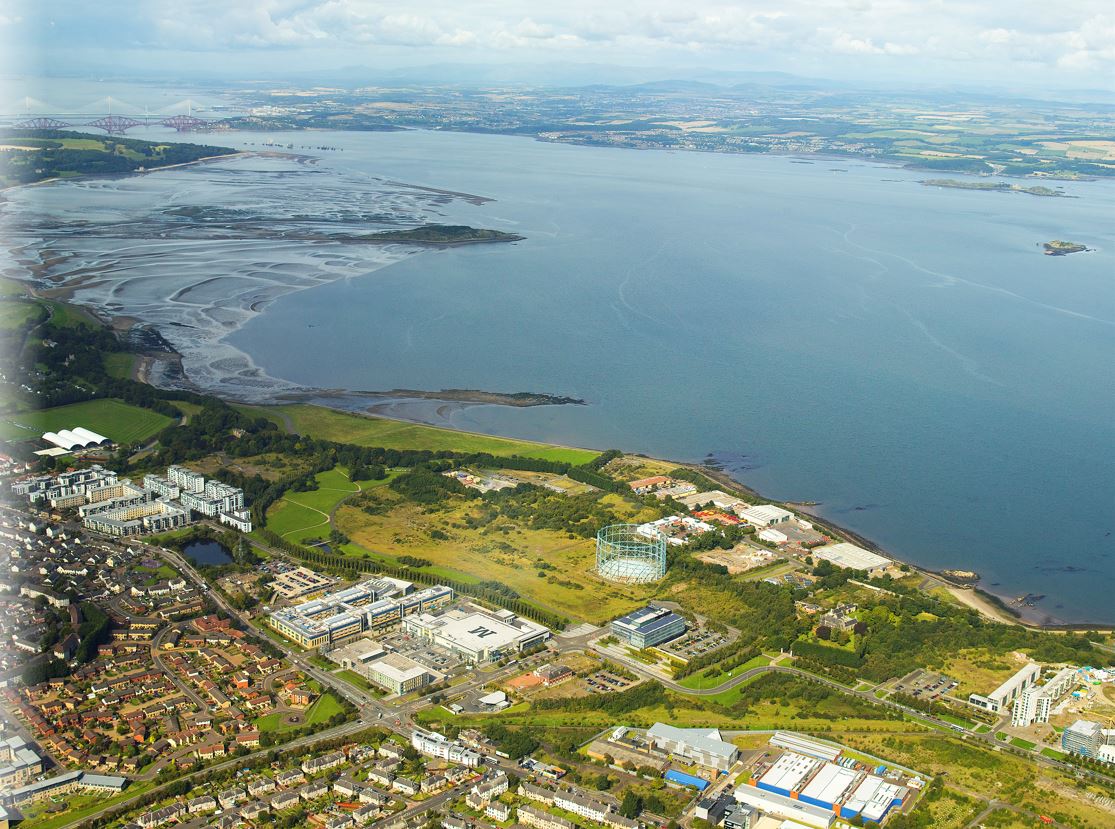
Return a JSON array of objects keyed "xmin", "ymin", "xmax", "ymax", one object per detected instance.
[
  {"xmin": 6, "ymin": 125, "xmax": 1113, "ymax": 623},
  {"xmin": 228, "ymin": 131, "xmax": 1115, "ymax": 624}
]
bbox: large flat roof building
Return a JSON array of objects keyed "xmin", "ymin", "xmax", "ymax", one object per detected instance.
[
  {"xmin": 403, "ymin": 606, "xmax": 550, "ymax": 663},
  {"xmin": 734, "ymin": 784, "xmax": 833, "ymax": 829},
  {"xmin": 737, "ymin": 505, "xmax": 794, "ymax": 527},
  {"xmin": 365, "ymin": 653, "xmax": 437, "ymax": 696},
  {"xmin": 755, "ymin": 752, "xmax": 821, "ymax": 798},
  {"xmin": 647, "ymin": 723, "xmax": 739, "ymax": 771},
  {"xmin": 811, "ymin": 542, "xmax": 892, "ymax": 574}
]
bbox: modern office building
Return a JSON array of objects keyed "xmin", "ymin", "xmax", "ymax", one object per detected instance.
[
  {"xmin": 403, "ymin": 606, "xmax": 550, "ymax": 663},
  {"xmin": 269, "ymin": 579, "xmax": 453, "ymax": 647},
  {"xmin": 364, "ymin": 653, "xmax": 436, "ymax": 695},
  {"xmin": 610, "ymin": 605, "xmax": 687, "ymax": 649},
  {"xmin": 1011, "ymin": 666, "xmax": 1079, "ymax": 727},
  {"xmin": 968, "ymin": 662, "xmax": 1041, "ymax": 714},
  {"xmin": 1062, "ymin": 719, "xmax": 1105, "ymax": 758}
]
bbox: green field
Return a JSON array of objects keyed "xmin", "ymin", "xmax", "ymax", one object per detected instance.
[
  {"xmin": 937, "ymin": 713, "xmax": 976, "ymax": 730},
  {"xmin": 0, "ymin": 301, "xmax": 45, "ymax": 331},
  {"xmin": 335, "ymin": 669, "xmax": 378, "ymax": 693},
  {"xmin": 16, "ymin": 781, "xmax": 155, "ymax": 829},
  {"xmin": 266, "ymin": 467, "xmax": 399, "ymax": 542},
  {"xmin": 0, "ymin": 398, "xmax": 173, "ymax": 444},
  {"xmin": 305, "ymin": 692, "xmax": 345, "ymax": 725},
  {"xmin": 254, "ymin": 691, "xmax": 343, "ymax": 733},
  {"xmin": 675, "ymin": 654, "xmax": 772, "ymax": 689},
  {"xmin": 238, "ymin": 403, "xmax": 599, "ymax": 464},
  {"xmin": 103, "ymin": 352, "xmax": 139, "ymax": 379}
]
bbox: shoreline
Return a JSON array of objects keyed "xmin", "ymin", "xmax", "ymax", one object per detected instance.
[
  {"xmin": 6, "ymin": 146, "xmax": 1112, "ymax": 631},
  {"xmin": 0, "ymin": 150, "xmax": 249, "ymax": 192},
  {"xmin": 14, "ymin": 277, "xmax": 1114, "ymax": 631}
]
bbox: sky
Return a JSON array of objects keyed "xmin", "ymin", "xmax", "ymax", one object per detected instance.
[{"xmin": 2, "ymin": 0, "xmax": 1114, "ymax": 91}]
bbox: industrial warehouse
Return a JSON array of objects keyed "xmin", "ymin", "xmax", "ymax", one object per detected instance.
[{"xmin": 738, "ymin": 732, "xmax": 913, "ymax": 826}]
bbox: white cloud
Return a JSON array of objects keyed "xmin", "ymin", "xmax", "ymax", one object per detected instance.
[{"xmin": 13, "ymin": 0, "xmax": 1115, "ymax": 85}]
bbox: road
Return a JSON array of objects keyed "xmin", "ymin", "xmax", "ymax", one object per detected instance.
[
  {"xmin": 150, "ymin": 625, "xmax": 208, "ymax": 710},
  {"xmin": 590, "ymin": 642, "xmax": 1115, "ymax": 791}
]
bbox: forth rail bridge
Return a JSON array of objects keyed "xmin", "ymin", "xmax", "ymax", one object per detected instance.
[{"xmin": 1, "ymin": 97, "xmax": 229, "ymax": 135}]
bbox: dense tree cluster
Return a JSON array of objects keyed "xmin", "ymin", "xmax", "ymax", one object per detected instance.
[
  {"xmin": 531, "ymin": 680, "xmax": 666, "ymax": 714},
  {"xmin": 482, "ymin": 722, "xmax": 539, "ymax": 759}
]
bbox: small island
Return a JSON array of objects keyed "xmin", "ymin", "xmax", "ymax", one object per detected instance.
[
  {"xmin": 921, "ymin": 179, "xmax": 1072, "ymax": 198},
  {"xmin": 379, "ymin": 389, "xmax": 585, "ymax": 407},
  {"xmin": 1043, "ymin": 240, "xmax": 1088, "ymax": 256},
  {"xmin": 363, "ymin": 224, "xmax": 525, "ymax": 246}
]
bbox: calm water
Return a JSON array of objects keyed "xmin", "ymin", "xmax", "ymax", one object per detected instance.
[
  {"xmin": 226, "ymin": 131, "xmax": 1115, "ymax": 624},
  {"xmin": 5, "ymin": 125, "xmax": 1114, "ymax": 622},
  {"xmin": 181, "ymin": 540, "xmax": 233, "ymax": 566}
]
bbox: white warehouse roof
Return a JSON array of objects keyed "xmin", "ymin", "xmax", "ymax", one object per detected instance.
[
  {"xmin": 738, "ymin": 505, "xmax": 794, "ymax": 525},
  {"xmin": 758, "ymin": 752, "xmax": 820, "ymax": 793},
  {"xmin": 42, "ymin": 426, "xmax": 110, "ymax": 450},
  {"xmin": 70, "ymin": 427, "xmax": 108, "ymax": 444},
  {"xmin": 799, "ymin": 763, "xmax": 859, "ymax": 805},
  {"xmin": 812, "ymin": 542, "xmax": 892, "ymax": 572}
]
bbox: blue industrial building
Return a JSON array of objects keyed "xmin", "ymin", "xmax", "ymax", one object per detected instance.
[{"xmin": 664, "ymin": 769, "xmax": 708, "ymax": 791}]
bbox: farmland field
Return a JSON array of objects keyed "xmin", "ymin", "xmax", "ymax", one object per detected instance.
[
  {"xmin": 238, "ymin": 403, "xmax": 599, "ymax": 464},
  {"xmin": 0, "ymin": 398, "xmax": 174, "ymax": 444}
]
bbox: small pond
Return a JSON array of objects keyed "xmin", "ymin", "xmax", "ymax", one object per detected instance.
[{"xmin": 181, "ymin": 539, "xmax": 233, "ymax": 566}]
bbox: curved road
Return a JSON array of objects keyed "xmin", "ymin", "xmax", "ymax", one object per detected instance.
[{"xmin": 591, "ymin": 646, "xmax": 1115, "ymax": 791}]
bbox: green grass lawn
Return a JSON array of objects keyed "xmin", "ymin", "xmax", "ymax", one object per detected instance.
[
  {"xmin": 305, "ymin": 692, "xmax": 344, "ymax": 725},
  {"xmin": 253, "ymin": 711, "xmax": 289, "ymax": 733},
  {"xmin": 937, "ymin": 713, "xmax": 975, "ymax": 729},
  {"xmin": 1040, "ymin": 747, "xmax": 1068, "ymax": 760},
  {"xmin": 1009, "ymin": 736, "xmax": 1037, "ymax": 750},
  {"xmin": 0, "ymin": 398, "xmax": 173, "ymax": 444},
  {"xmin": 16, "ymin": 781, "xmax": 155, "ymax": 829},
  {"xmin": 238, "ymin": 403, "xmax": 599, "ymax": 464},
  {"xmin": 266, "ymin": 467, "xmax": 399, "ymax": 542},
  {"xmin": 675, "ymin": 655, "xmax": 772, "ymax": 689},
  {"xmin": 41, "ymin": 299, "xmax": 100, "ymax": 329},
  {"xmin": 336, "ymin": 669, "xmax": 380, "ymax": 694},
  {"xmin": 254, "ymin": 691, "xmax": 342, "ymax": 733}
]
